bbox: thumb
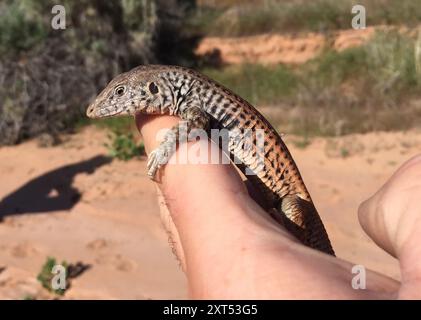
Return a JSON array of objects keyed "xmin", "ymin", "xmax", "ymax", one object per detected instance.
[{"xmin": 358, "ymin": 155, "xmax": 421, "ymax": 298}]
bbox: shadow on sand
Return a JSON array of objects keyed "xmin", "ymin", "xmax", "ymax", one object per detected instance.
[{"xmin": 0, "ymin": 155, "xmax": 111, "ymax": 220}]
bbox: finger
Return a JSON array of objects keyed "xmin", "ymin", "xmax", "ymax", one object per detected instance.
[
  {"xmin": 137, "ymin": 114, "xmax": 287, "ymax": 235},
  {"xmin": 136, "ymin": 115, "xmax": 188, "ymax": 267},
  {"xmin": 135, "ymin": 113, "xmax": 286, "ymax": 234},
  {"xmin": 358, "ymin": 155, "xmax": 421, "ymax": 257},
  {"xmin": 135, "ymin": 113, "xmax": 288, "ymax": 230},
  {"xmin": 358, "ymin": 194, "xmax": 396, "ymax": 257},
  {"xmin": 358, "ymin": 155, "xmax": 421, "ymax": 298}
]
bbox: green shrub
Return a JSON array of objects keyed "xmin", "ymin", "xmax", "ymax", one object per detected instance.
[
  {"xmin": 0, "ymin": 2, "xmax": 47, "ymax": 56},
  {"xmin": 106, "ymin": 132, "xmax": 145, "ymax": 161},
  {"xmin": 37, "ymin": 257, "xmax": 68, "ymax": 296},
  {"xmin": 0, "ymin": 0, "xmax": 200, "ymax": 146}
]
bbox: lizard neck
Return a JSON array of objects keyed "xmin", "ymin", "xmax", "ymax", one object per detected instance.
[{"xmin": 158, "ymin": 71, "xmax": 198, "ymax": 116}]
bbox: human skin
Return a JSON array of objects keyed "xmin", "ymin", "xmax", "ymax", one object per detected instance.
[{"xmin": 136, "ymin": 114, "xmax": 421, "ymax": 299}]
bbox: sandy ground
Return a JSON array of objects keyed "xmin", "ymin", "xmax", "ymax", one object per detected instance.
[
  {"xmin": 196, "ymin": 25, "xmax": 420, "ymax": 65},
  {"xmin": 1, "ymin": 125, "xmax": 420, "ymax": 299},
  {"xmin": 196, "ymin": 27, "xmax": 376, "ymax": 65}
]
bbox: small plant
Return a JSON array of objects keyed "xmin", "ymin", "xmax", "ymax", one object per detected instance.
[
  {"xmin": 292, "ymin": 136, "xmax": 312, "ymax": 149},
  {"xmin": 106, "ymin": 132, "xmax": 145, "ymax": 161},
  {"xmin": 37, "ymin": 257, "xmax": 90, "ymax": 297},
  {"xmin": 340, "ymin": 147, "xmax": 350, "ymax": 158},
  {"xmin": 37, "ymin": 257, "xmax": 68, "ymax": 296}
]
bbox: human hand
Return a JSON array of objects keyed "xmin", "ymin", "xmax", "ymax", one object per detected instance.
[
  {"xmin": 358, "ymin": 154, "xmax": 421, "ymax": 299},
  {"xmin": 136, "ymin": 114, "xmax": 419, "ymax": 299}
]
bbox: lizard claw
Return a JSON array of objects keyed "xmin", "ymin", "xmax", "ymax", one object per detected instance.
[{"xmin": 147, "ymin": 147, "xmax": 170, "ymax": 178}]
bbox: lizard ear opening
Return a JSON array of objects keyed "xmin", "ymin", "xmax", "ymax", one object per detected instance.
[{"xmin": 148, "ymin": 82, "xmax": 159, "ymax": 94}]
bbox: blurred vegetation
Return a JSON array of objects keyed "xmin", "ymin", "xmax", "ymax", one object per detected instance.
[
  {"xmin": 0, "ymin": 2, "xmax": 47, "ymax": 56},
  {"xmin": 203, "ymin": 64, "xmax": 298, "ymax": 104},
  {"xmin": 204, "ymin": 31, "xmax": 421, "ymax": 136},
  {"xmin": 1, "ymin": 0, "xmax": 421, "ymax": 144},
  {"xmin": 194, "ymin": 0, "xmax": 421, "ymax": 36},
  {"xmin": 106, "ymin": 132, "xmax": 146, "ymax": 161},
  {"xmin": 0, "ymin": 0, "xmax": 199, "ymax": 145}
]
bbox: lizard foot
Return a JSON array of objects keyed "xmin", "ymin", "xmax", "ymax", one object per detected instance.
[{"xmin": 147, "ymin": 147, "xmax": 171, "ymax": 178}]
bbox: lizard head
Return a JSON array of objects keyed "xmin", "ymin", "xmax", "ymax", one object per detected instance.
[{"xmin": 86, "ymin": 65, "xmax": 164, "ymax": 119}]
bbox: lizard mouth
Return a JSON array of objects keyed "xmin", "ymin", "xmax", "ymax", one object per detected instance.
[
  {"xmin": 86, "ymin": 104, "xmax": 97, "ymax": 118},
  {"xmin": 86, "ymin": 106, "xmax": 124, "ymax": 119}
]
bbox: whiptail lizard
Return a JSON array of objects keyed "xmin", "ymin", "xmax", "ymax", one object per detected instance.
[{"xmin": 87, "ymin": 65, "xmax": 335, "ymax": 256}]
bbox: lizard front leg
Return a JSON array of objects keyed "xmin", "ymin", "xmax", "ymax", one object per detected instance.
[{"xmin": 147, "ymin": 107, "xmax": 210, "ymax": 178}]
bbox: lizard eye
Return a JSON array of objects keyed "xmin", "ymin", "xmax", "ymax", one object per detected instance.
[
  {"xmin": 148, "ymin": 82, "xmax": 159, "ymax": 94},
  {"xmin": 114, "ymin": 86, "xmax": 126, "ymax": 96}
]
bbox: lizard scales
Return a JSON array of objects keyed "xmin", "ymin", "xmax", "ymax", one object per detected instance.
[{"xmin": 87, "ymin": 65, "xmax": 335, "ymax": 256}]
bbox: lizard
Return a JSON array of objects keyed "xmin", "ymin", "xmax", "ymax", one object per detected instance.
[{"xmin": 86, "ymin": 65, "xmax": 335, "ymax": 256}]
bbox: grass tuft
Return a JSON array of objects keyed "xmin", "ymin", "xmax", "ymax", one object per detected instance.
[{"xmin": 37, "ymin": 257, "xmax": 68, "ymax": 296}]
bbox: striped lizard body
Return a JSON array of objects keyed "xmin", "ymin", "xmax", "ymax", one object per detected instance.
[{"xmin": 87, "ymin": 65, "xmax": 335, "ymax": 255}]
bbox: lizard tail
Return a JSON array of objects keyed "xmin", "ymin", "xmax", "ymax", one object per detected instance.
[{"xmin": 279, "ymin": 196, "xmax": 335, "ymax": 256}]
